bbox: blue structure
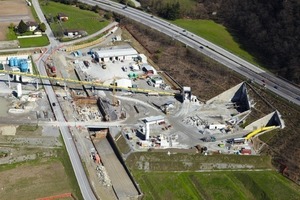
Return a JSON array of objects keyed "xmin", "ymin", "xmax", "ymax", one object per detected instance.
[
  {"xmin": 9, "ymin": 57, "xmax": 15, "ymax": 66},
  {"xmin": 19, "ymin": 60, "xmax": 28, "ymax": 72},
  {"xmin": 14, "ymin": 57, "xmax": 18, "ymax": 66}
]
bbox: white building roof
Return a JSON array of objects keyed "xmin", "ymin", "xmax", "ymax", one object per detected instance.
[
  {"xmin": 141, "ymin": 64, "xmax": 157, "ymax": 75},
  {"xmin": 95, "ymin": 48, "xmax": 138, "ymax": 58},
  {"xmin": 115, "ymin": 78, "xmax": 132, "ymax": 88}
]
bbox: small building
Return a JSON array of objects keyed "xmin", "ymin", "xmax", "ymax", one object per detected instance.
[
  {"xmin": 26, "ymin": 21, "xmax": 38, "ymax": 31},
  {"xmin": 33, "ymin": 29, "xmax": 42, "ymax": 35},
  {"xmin": 141, "ymin": 64, "xmax": 157, "ymax": 75},
  {"xmin": 58, "ymin": 13, "xmax": 69, "ymax": 21},
  {"xmin": 115, "ymin": 79, "xmax": 132, "ymax": 88},
  {"xmin": 95, "ymin": 47, "xmax": 138, "ymax": 62}
]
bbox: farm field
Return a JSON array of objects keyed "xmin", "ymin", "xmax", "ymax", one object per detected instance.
[
  {"xmin": 40, "ymin": 1, "xmax": 110, "ymax": 35},
  {"xmin": 134, "ymin": 171, "xmax": 300, "ymax": 200},
  {"xmin": 172, "ymin": 19, "xmax": 258, "ymax": 66},
  {"xmin": 0, "ymin": 146, "xmax": 82, "ymax": 200}
]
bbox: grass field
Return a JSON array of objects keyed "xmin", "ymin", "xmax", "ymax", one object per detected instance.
[
  {"xmin": 18, "ymin": 35, "xmax": 49, "ymax": 47},
  {"xmin": 40, "ymin": 1, "xmax": 110, "ymax": 35},
  {"xmin": 134, "ymin": 171, "xmax": 300, "ymax": 200},
  {"xmin": 172, "ymin": 19, "xmax": 259, "ymax": 66}
]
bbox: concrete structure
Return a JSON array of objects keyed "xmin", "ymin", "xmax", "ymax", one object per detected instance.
[
  {"xmin": 93, "ymin": 137, "xmax": 140, "ymax": 199},
  {"xmin": 95, "ymin": 47, "xmax": 138, "ymax": 62},
  {"xmin": 244, "ymin": 110, "xmax": 285, "ymax": 131},
  {"xmin": 182, "ymin": 86, "xmax": 191, "ymax": 102},
  {"xmin": 207, "ymin": 82, "xmax": 251, "ymax": 112},
  {"xmin": 17, "ymin": 83, "xmax": 22, "ymax": 98},
  {"xmin": 142, "ymin": 116, "xmax": 165, "ymax": 140}
]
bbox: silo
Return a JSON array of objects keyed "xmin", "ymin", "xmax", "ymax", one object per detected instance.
[
  {"xmin": 9, "ymin": 57, "xmax": 14, "ymax": 66},
  {"xmin": 14, "ymin": 57, "xmax": 19, "ymax": 66},
  {"xmin": 20, "ymin": 60, "xmax": 28, "ymax": 72}
]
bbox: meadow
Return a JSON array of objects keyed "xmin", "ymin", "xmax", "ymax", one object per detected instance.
[
  {"xmin": 40, "ymin": 1, "xmax": 109, "ymax": 35},
  {"xmin": 172, "ymin": 19, "xmax": 259, "ymax": 66},
  {"xmin": 134, "ymin": 171, "xmax": 300, "ymax": 200}
]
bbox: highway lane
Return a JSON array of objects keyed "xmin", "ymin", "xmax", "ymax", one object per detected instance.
[
  {"xmin": 82, "ymin": 0, "xmax": 300, "ymax": 105},
  {"xmin": 32, "ymin": 0, "xmax": 97, "ymax": 199}
]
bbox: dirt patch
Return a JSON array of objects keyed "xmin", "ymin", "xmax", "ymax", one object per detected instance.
[
  {"xmin": 0, "ymin": 160, "xmax": 73, "ymax": 200},
  {"xmin": 0, "ymin": 1, "xmax": 29, "ymax": 16},
  {"xmin": 0, "ymin": 0, "xmax": 34, "ymax": 41}
]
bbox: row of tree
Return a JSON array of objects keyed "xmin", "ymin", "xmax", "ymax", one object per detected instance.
[{"xmin": 219, "ymin": 0, "xmax": 300, "ymax": 84}]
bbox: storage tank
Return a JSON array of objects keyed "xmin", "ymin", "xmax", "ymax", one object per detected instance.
[
  {"xmin": 14, "ymin": 57, "xmax": 19, "ymax": 66},
  {"xmin": 9, "ymin": 57, "xmax": 14, "ymax": 66},
  {"xmin": 20, "ymin": 60, "xmax": 28, "ymax": 72}
]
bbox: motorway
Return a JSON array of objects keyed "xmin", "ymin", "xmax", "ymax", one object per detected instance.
[
  {"xmin": 31, "ymin": 0, "xmax": 97, "ymax": 199},
  {"xmin": 81, "ymin": 0, "xmax": 300, "ymax": 106}
]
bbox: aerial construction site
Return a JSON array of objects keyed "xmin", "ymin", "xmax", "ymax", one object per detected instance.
[{"xmin": 0, "ymin": 23, "xmax": 287, "ymax": 199}]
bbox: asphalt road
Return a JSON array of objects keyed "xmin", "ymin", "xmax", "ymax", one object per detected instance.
[
  {"xmin": 82, "ymin": 0, "xmax": 300, "ymax": 106},
  {"xmin": 31, "ymin": 1, "xmax": 97, "ymax": 199}
]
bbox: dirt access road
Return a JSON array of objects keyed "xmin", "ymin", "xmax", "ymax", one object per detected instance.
[{"xmin": 0, "ymin": 0, "xmax": 34, "ymax": 41}]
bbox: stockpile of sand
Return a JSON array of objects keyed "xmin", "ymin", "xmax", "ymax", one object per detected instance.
[{"xmin": 0, "ymin": 125, "xmax": 16, "ymax": 136}]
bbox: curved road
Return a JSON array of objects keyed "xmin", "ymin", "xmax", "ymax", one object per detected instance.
[
  {"xmin": 31, "ymin": 0, "xmax": 97, "ymax": 199},
  {"xmin": 81, "ymin": 0, "xmax": 300, "ymax": 106}
]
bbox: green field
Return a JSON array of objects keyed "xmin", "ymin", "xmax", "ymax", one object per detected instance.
[
  {"xmin": 172, "ymin": 19, "xmax": 258, "ymax": 66},
  {"xmin": 18, "ymin": 35, "xmax": 49, "ymax": 47},
  {"xmin": 40, "ymin": 1, "xmax": 109, "ymax": 35},
  {"xmin": 134, "ymin": 171, "xmax": 300, "ymax": 200}
]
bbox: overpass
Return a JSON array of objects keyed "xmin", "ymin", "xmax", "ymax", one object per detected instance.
[{"xmin": 0, "ymin": 70, "xmax": 175, "ymax": 96}]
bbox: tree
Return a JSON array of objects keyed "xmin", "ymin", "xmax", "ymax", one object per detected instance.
[
  {"xmin": 104, "ymin": 12, "xmax": 113, "ymax": 20},
  {"xmin": 8, "ymin": 23, "xmax": 15, "ymax": 30},
  {"xmin": 39, "ymin": 23, "xmax": 46, "ymax": 32},
  {"xmin": 18, "ymin": 20, "xmax": 28, "ymax": 34}
]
